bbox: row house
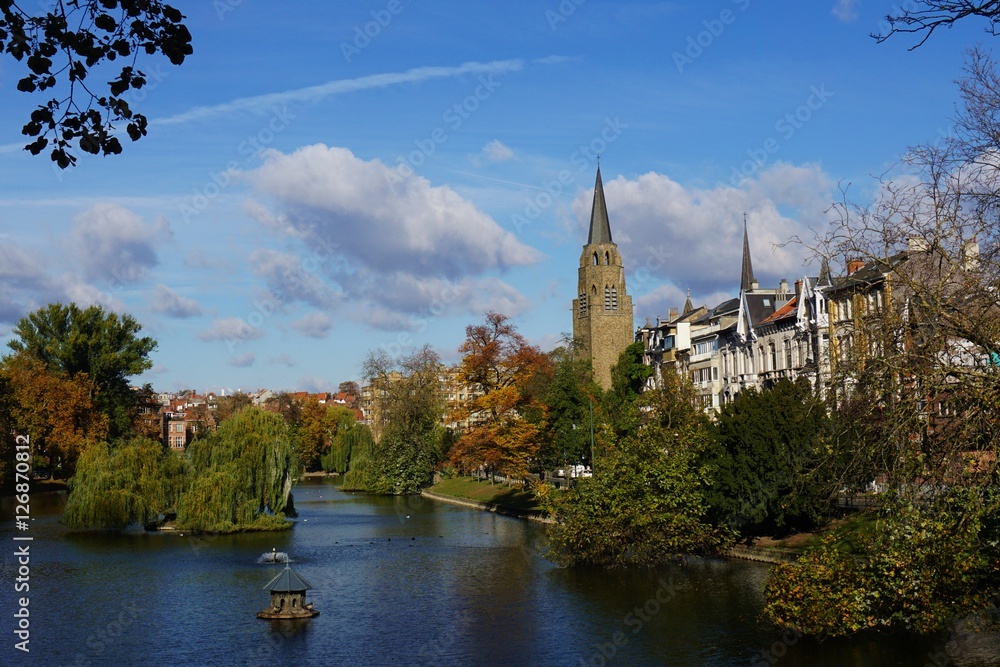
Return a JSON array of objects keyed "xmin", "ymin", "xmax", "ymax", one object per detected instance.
[
  {"xmin": 638, "ymin": 221, "xmax": 829, "ymax": 412},
  {"xmin": 638, "ymin": 224, "xmax": 985, "ymax": 416}
]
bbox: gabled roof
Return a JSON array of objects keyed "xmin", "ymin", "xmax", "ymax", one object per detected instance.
[
  {"xmin": 587, "ymin": 167, "xmax": 613, "ymax": 245},
  {"xmin": 745, "ymin": 293, "xmax": 778, "ymax": 325},
  {"xmin": 262, "ymin": 565, "xmax": 314, "ymax": 592},
  {"xmin": 758, "ymin": 295, "xmax": 798, "ymax": 325}
]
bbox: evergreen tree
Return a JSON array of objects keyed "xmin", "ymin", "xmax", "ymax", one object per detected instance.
[{"xmin": 704, "ymin": 378, "xmax": 832, "ymax": 537}]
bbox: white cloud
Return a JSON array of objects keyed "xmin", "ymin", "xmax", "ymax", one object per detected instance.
[
  {"xmin": 70, "ymin": 203, "xmax": 161, "ymax": 285},
  {"xmin": 290, "ymin": 311, "xmax": 333, "ymax": 338},
  {"xmin": 270, "ymin": 353, "xmax": 297, "ymax": 367},
  {"xmin": 249, "ymin": 248, "xmax": 342, "ymax": 310},
  {"xmin": 155, "ymin": 59, "xmax": 526, "ymax": 126},
  {"xmin": 832, "ymin": 0, "xmax": 859, "ymax": 23},
  {"xmin": 244, "ymin": 144, "xmax": 540, "ymax": 328},
  {"xmin": 298, "ymin": 374, "xmax": 335, "ymax": 393},
  {"xmin": 228, "ymin": 352, "xmax": 256, "ymax": 368},
  {"xmin": 62, "ymin": 281, "xmax": 127, "ymax": 314},
  {"xmin": 482, "ymin": 140, "xmax": 515, "ymax": 163},
  {"xmin": 571, "ymin": 163, "xmax": 833, "ymax": 304},
  {"xmin": 198, "ymin": 317, "xmax": 265, "ymax": 342},
  {"xmin": 149, "ymin": 284, "xmax": 203, "ymax": 318}
]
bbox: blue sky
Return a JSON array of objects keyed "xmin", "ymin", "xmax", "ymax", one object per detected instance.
[{"xmin": 0, "ymin": 1, "xmax": 989, "ymax": 394}]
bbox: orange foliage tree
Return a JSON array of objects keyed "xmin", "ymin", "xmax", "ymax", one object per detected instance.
[
  {"xmin": 448, "ymin": 312, "xmax": 551, "ymax": 480},
  {"xmin": 1, "ymin": 352, "xmax": 109, "ymax": 477}
]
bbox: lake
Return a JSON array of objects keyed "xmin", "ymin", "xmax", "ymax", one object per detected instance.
[{"xmin": 1, "ymin": 478, "xmax": 998, "ymax": 666}]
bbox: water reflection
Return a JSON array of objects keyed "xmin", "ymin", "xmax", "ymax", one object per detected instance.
[{"xmin": 1, "ymin": 480, "xmax": 998, "ymax": 666}]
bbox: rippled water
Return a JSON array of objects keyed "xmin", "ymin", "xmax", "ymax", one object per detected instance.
[{"xmin": 1, "ymin": 478, "xmax": 998, "ymax": 666}]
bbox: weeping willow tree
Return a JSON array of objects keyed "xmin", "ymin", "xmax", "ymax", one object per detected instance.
[
  {"xmin": 175, "ymin": 407, "xmax": 299, "ymax": 533},
  {"xmin": 64, "ymin": 438, "xmax": 188, "ymax": 530},
  {"xmin": 340, "ymin": 424, "xmax": 377, "ymax": 491},
  {"xmin": 322, "ymin": 421, "xmax": 368, "ymax": 474}
]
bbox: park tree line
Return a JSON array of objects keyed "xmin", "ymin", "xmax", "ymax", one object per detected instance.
[{"xmin": 0, "ymin": 302, "xmax": 362, "ymax": 533}]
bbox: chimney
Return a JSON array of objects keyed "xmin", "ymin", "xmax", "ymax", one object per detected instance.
[
  {"xmin": 779, "ymin": 278, "xmax": 789, "ymax": 295},
  {"xmin": 794, "ymin": 279, "xmax": 802, "ymax": 297},
  {"xmin": 751, "ymin": 280, "xmax": 759, "ymax": 291},
  {"xmin": 847, "ymin": 259, "xmax": 865, "ymax": 275},
  {"xmin": 668, "ymin": 307, "xmax": 679, "ymax": 321}
]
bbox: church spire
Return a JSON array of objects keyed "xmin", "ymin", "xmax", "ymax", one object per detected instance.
[
  {"xmin": 588, "ymin": 166, "xmax": 613, "ymax": 245},
  {"xmin": 683, "ymin": 288, "xmax": 693, "ymax": 314},
  {"xmin": 818, "ymin": 256, "xmax": 831, "ymax": 286},
  {"xmin": 740, "ymin": 213, "xmax": 756, "ymax": 293}
]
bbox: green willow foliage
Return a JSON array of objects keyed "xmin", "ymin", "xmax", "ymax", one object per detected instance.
[
  {"xmin": 341, "ymin": 424, "xmax": 377, "ymax": 491},
  {"xmin": 175, "ymin": 407, "xmax": 299, "ymax": 532},
  {"xmin": 64, "ymin": 438, "xmax": 188, "ymax": 530},
  {"xmin": 324, "ymin": 423, "xmax": 371, "ymax": 475}
]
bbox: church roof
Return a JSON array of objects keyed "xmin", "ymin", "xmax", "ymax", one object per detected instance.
[
  {"xmin": 740, "ymin": 216, "xmax": 756, "ymax": 292},
  {"xmin": 262, "ymin": 565, "xmax": 314, "ymax": 592},
  {"xmin": 587, "ymin": 167, "xmax": 613, "ymax": 245}
]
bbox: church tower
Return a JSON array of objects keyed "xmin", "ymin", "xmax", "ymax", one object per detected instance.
[{"xmin": 572, "ymin": 167, "xmax": 634, "ymax": 389}]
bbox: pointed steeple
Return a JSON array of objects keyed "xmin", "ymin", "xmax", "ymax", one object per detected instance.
[
  {"xmin": 588, "ymin": 167, "xmax": 613, "ymax": 245},
  {"xmin": 683, "ymin": 288, "xmax": 693, "ymax": 314},
  {"xmin": 818, "ymin": 256, "xmax": 831, "ymax": 286},
  {"xmin": 740, "ymin": 213, "xmax": 756, "ymax": 293}
]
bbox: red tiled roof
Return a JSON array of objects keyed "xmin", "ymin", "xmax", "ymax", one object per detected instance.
[{"xmin": 757, "ymin": 296, "xmax": 797, "ymax": 325}]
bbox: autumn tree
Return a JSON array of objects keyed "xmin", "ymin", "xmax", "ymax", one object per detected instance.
[
  {"xmin": 338, "ymin": 380, "xmax": 360, "ymax": 400},
  {"xmin": 448, "ymin": 312, "xmax": 551, "ymax": 481},
  {"xmin": 297, "ymin": 396, "xmax": 355, "ymax": 471},
  {"xmin": 1, "ymin": 1, "xmax": 193, "ymax": 167},
  {"xmin": 215, "ymin": 391, "xmax": 252, "ymax": 422},
  {"xmin": 7, "ymin": 302, "xmax": 157, "ymax": 439},
  {"xmin": 0, "ymin": 351, "xmax": 109, "ymax": 477}
]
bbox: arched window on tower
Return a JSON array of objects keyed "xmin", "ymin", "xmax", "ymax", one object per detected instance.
[
  {"xmin": 604, "ymin": 286, "xmax": 611, "ymax": 310},
  {"xmin": 579, "ymin": 292, "xmax": 587, "ymax": 314},
  {"xmin": 605, "ymin": 251, "xmax": 610, "ymax": 265},
  {"xmin": 611, "ymin": 287, "xmax": 618, "ymax": 310},
  {"xmin": 593, "ymin": 252, "xmax": 599, "ymax": 266}
]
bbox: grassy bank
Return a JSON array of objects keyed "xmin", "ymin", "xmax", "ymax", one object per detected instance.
[{"xmin": 427, "ymin": 476, "xmax": 544, "ymax": 513}]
